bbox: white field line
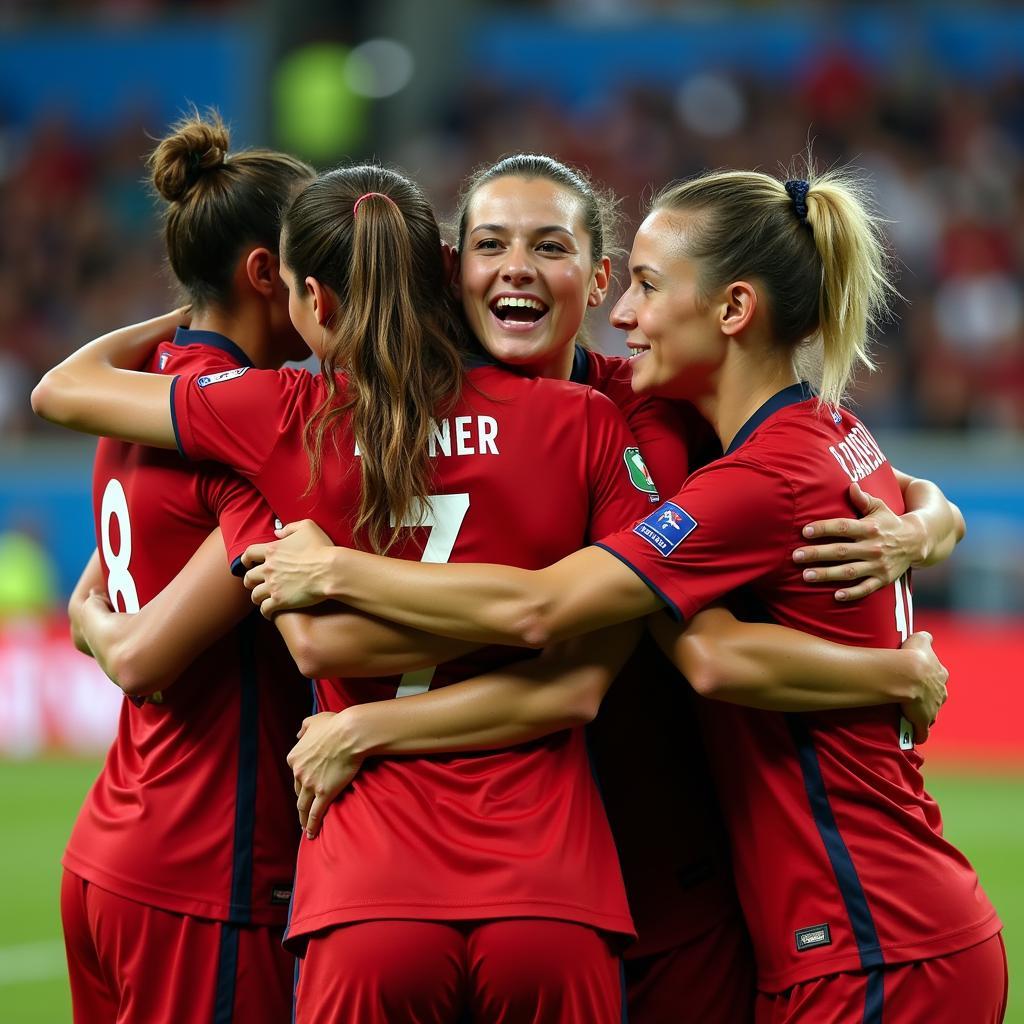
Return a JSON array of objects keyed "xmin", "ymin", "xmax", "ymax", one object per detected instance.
[{"xmin": 0, "ymin": 939, "xmax": 66, "ymax": 985}]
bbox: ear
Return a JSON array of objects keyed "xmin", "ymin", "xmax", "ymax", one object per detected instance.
[
  {"xmin": 444, "ymin": 243, "xmax": 462, "ymax": 298},
  {"xmin": 719, "ymin": 280, "xmax": 757, "ymax": 336},
  {"xmin": 587, "ymin": 255, "xmax": 612, "ymax": 308},
  {"xmin": 305, "ymin": 276, "xmax": 338, "ymax": 327},
  {"xmin": 245, "ymin": 247, "xmax": 279, "ymax": 298}
]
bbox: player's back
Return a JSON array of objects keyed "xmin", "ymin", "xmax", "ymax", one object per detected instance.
[
  {"xmin": 64, "ymin": 330, "xmax": 309, "ymax": 927},
  {"xmin": 171, "ymin": 359, "xmax": 651, "ymax": 947}
]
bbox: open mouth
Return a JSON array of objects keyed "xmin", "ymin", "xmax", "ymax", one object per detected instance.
[
  {"xmin": 489, "ymin": 295, "xmax": 550, "ymax": 328},
  {"xmin": 627, "ymin": 341, "xmax": 650, "ymax": 357}
]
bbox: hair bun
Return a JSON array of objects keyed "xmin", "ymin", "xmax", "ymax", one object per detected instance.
[{"xmin": 149, "ymin": 110, "xmax": 231, "ymax": 203}]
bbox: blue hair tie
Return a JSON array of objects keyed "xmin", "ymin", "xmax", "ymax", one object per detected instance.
[{"xmin": 784, "ymin": 179, "xmax": 810, "ymax": 225}]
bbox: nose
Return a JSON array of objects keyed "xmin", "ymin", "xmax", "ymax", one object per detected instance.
[
  {"xmin": 609, "ymin": 290, "xmax": 636, "ymax": 330},
  {"xmin": 500, "ymin": 242, "xmax": 536, "ymax": 286}
]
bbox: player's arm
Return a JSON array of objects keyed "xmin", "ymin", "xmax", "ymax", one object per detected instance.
[
  {"xmin": 794, "ymin": 474, "xmax": 965, "ymax": 601},
  {"xmin": 30, "ymin": 311, "xmax": 186, "ymax": 447},
  {"xmin": 68, "ymin": 550, "xmax": 103, "ymax": 656},
  {"xmin": 289, "ymin": 622, "xmax": 642, "ymax": 837},
  {"xmin": 648, "ymin": 607, "xmax": 947, "ymax": 740},
  {"xmin": 78, "ymin": 529, "xmax": 251, "ymax": 696},
  {"xmin": 243, "ymin": 521, "xmax": 660, "ymax": 647},
  {"xmin": 273, "ymin": 606, "xmax": 479, "ymax": 678}
]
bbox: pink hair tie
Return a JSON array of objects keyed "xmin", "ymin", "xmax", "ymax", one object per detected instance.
[{"xmin": 353, "ymin": 191, "xmax": 398, "ymax": 216}]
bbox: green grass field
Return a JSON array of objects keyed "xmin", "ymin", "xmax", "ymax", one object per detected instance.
[{"xmin": 0, "ymin": 758, "xmax": 1018, "ymax": 1022}]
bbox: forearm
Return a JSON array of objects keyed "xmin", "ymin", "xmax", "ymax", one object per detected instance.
[
  {"xmin": 314, "ymin": 545, "xmax": 658, "ymax": 647},
  {"xmin": 82, "ymin": 530, "xmax": 251, "ymax": 695},
  {"xmin": 31, "ymin": 313, "xmax": 180, "ymax": 446},
  {"xmin": 274, "ymin": 605, "xmax": 479, "ymax": 678},
  {"xmin": 68, "ymin": 550, "xmax": 103, "ymax": 656},
  {"xmin": 651, "ymin": 607, "xmax": 925, "ymax": 711},
  {"xmin": 334, "ymin": 623, "xmax": 641, "ymax": 757},
  {"xmin": 895, "ymin": 471, "xmax": 965, "ymax": 567}
]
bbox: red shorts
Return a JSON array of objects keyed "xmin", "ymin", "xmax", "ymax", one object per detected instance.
[
  {"xmin": 61, "ymin": 869, "xmax": 294, "ymax": 1024},
  {"xmin": 294, "ymin": 918, "xmax": 623, "ymax": 1024},
  {"xmin": 624, "ymin": 910, "xmax": 755, "ymax": 1024},
  {"xmin": 755, "ymin": 932, "xmax": 1008, "ymax": 1024}
]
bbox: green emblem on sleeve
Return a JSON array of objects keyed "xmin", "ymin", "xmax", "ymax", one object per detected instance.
[{"xmin": 623, "ymin": 447, "xmax": 660, "ymax": 501}]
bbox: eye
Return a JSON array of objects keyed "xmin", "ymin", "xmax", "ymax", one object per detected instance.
[
  {"xmin": 639, "ymin": 280, "xmax": 655, "ymax": 293},
  {"xmin": 474, "ymin": 238, "xmax": 503, "ymax": 251},
  {"xmin": 536, "ymin": 241, "xmax": 568, "ymax": 254}
]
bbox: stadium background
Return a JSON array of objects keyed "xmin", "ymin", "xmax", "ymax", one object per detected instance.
[{"xmin": 0, "ymin": 0, "xmax": 1020, "ymax": 1019}]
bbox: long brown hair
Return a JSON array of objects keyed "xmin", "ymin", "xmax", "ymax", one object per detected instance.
[
  {"xmin": 283, "ymin": 165, "xmax": 469, "ymax": 554},
  {"xmin": 653, "ymin": 165, "xmax": 895, "ymax": 405},
  {"xmin": 148, "ymin": 108, "xmax": 313, "ymax": 308}
]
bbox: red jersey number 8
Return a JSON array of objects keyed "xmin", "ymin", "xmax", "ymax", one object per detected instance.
[{"xmin": 100, "ymin": 478, "xmax": 140, "ymax": 614}]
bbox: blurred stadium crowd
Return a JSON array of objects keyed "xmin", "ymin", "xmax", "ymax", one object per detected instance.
[{"xmin": 2, "ymin": 35, "xmax": 1023, "ymax": 440}]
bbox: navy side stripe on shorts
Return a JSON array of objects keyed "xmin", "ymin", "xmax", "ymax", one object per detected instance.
[
  {"xmin": 786, "ymin": 714, "xmax": 884, "ymax": 970},
  {"xmin": 228, "ymin": 613, "xmax": 260, "ymax": 923}
]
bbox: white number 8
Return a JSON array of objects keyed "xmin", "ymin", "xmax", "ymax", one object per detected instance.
[{"xmin": 101, "ymin": 478, "xmax": 140, "ymax": 614}]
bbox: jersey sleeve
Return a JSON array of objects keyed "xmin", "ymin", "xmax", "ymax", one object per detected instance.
[
  {"xmin": 198, "ymin": 468, "xmax": 280, "ymax": 577},
  {"xmin": 584, "ymin": 389, "xmax": 661, "ymax": 541},
  {"xmin": 622, "ymin": 394, "xmax": 695, "ymax": 495},
  {"xmin": 171, "ymin": 367, "xmax": 290, "ymax": 477},
  {"xmin": 595, "ymin": 458, "xmax": 795, "ymax": 621}
]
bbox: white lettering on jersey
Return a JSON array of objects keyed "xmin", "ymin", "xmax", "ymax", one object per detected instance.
[
  {"xmin": 427, "ymin": 416, "xmax": 500, "ymax": 458},
  {"xmin": 354, "ymin": 416, "xmax": 500, "ymax": 458},
  {"xmin": 828, "ymin": 424, "xmax": 888, "ymax": 482}
]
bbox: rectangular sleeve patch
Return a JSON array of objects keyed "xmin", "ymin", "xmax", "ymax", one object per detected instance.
[{"xmin": 632, "ymin": 501, "xmax": 697, "ymax": 556}]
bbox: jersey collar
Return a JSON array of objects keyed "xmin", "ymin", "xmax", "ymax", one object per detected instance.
[
  {"xmin": 173, "ymin": 326, "xmax": 254, "ymax": 368},
  {"xmin": 725, "ymin": 381, "xmax": 815, "ymax": 455},
  {"xmin": 569, "ymin": 344, "xmax": 589, "ymax": 385}
]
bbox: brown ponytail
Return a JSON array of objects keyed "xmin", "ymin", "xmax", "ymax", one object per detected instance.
[
  {"xmin": 284, "ymin": 166, "xmax": 469, "ymax": 554},
  {"xmin": 147, "ymin": 107, "xmax": 313, "ymax": 308}
]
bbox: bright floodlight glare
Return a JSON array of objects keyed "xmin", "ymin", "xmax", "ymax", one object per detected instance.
[{"xmin": 345, "ymin": 39, "xmax": 415, "ymax": 99}]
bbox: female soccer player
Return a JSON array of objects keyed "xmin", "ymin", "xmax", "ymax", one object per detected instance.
[
  {"xmin": 35, "ymin": 163, "xmax": 662, "ymax": 1024},
  {"xmin": 49, "ymin": 113, "xmax": 314, "ymax": 1024},
  {"xmin": 242, "ymin": 167, "xmax": 1005, "ymax": 1023},
  {"xmin": 243, "ymin": 154, "xmax": 959, "ymax": 1024}
]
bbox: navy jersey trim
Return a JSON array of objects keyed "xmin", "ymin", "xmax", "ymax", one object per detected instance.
[
  {"xmin": 228, "ymin": 613, "xmax": 260, "ymax": 924},
  {"xmin": 212, "ymin": 922, "xmax": 240, "ymax": 1024},
  {"xmin": 230, "ymin": 554, "xmax": 245, "ymax": 578},
  {"xmin": 173, "ymin": 326, "xmax": 253, "ymax": 368},
  {"xmin": 726, "ymin": 382, "xmax": 814, "ymax": 455},
  {"xmin": 785, "ymin": 714, "xmax": 884, "ymax": 971},
  {"xmin": 863, "ymin": 967, "xmax": 884, "ymax": 1024},
  {"xmin": 291, "ymin": 957, "xmax": 300, "ymax": 1024},
  {"xmin": 169, "ymin": 376, "xmax": 186, "ymax": 458},
  {"xmin": 593, "ymin": 543, "xmax": 683, "ymax": 621},
  {"xmin": 619, "ymin": 957, "xmax": 630, "ymax": 1024},
  {"xmin": 570, "ymin": 344, "xmax": 590, "ymax": 384}
]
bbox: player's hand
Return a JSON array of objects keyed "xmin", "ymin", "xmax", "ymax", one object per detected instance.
[
  {"xmin": 793, "ymin": 483, "xmax": 922, "ymax": 601},
  {"xmin": 898, "ymin": 631, "xmax": 948, "ymax": 743},
  {"xmin": 242, "ymin": 520, "xmax": 335, "ymax": 618},
  {"xmin": 288, "ymin": 711, "xmax": 365, "ymax": 839}
]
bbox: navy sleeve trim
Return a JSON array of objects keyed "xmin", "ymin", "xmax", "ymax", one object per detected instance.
[
  {"xmin": 169, "ymin": 375, "xmax": 186, "ymax": 458},
  {"xmin": 593, "ymin": 542, "xmax": 683, "ymax": 622},
  {"xmin": 230, "ymin": 555, "xmax": 246, "ymax": 578}
]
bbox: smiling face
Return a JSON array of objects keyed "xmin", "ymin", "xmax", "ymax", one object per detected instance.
[
  {"xmin": 458, "ymin": 176, "xmax": 608, "ymax": 379},
  {"xmin": 610, "ymin": 209, "xmax": 728, "ymax": 400}
]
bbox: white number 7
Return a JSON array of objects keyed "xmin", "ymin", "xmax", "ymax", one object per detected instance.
[
  {"xmin": 392, "ymin": 493, "xmax": 470, "ymax": 698},
  {"xmin": 894, "ymin": 574, "xmax": 915, "ymax": 749}
]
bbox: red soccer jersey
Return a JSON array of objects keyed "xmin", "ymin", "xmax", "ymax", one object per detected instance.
[
  {"xmin": 576, "ymin": 347, "xmax": 743, "ymax": 956},
  {"xmin": 63, "ymin": 328, "xmax": 310, "ymax": 926},
  {"xmin": 171, "ymin": 360, "xmax": 653, "ymax": 948},
  {"xmin": 597, "ymin": 383, "xmax": 1000, "ymax": 990}
]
